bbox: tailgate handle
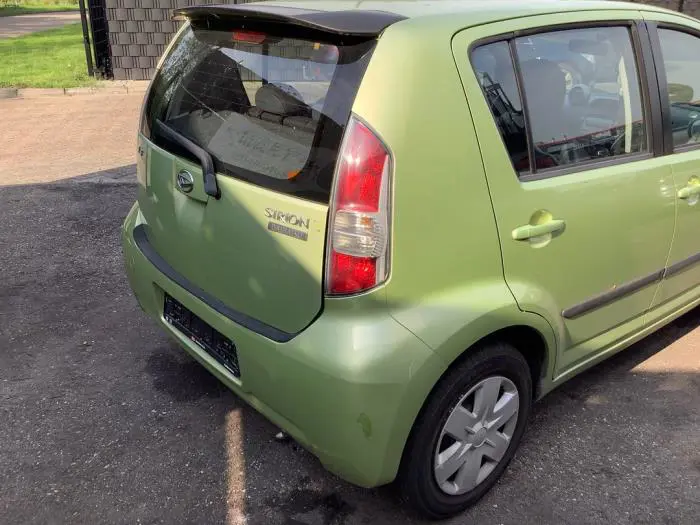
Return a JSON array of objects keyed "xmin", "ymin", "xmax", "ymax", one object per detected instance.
[{"xmin": 155, "ymin": 119, "xmax": 221, "ymax": 199}]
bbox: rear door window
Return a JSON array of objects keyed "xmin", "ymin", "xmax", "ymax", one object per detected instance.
[
  {"xmin": 142, "ymin": 23, "xmax": 375, "ymax": 203},
  {"xmin": 472, "ymin": 26, "xmax": 648, "ymax": 175},
  {"xmin": 656, "ymin": 28, "xmax": 700, "ymax": 149},
  {"xmin": 472, "ymin": 42, "xmax": 530, "ymax": 172}
]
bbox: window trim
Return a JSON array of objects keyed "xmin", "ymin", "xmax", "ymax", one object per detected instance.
[
  {"xmin": 518, "ymin": 152, "xmax": 654, "ymax": 182},
  {"xmin": 646, "ymin": 21, "xmax": 700, "ymax": 155},
  {"xmin": 469, "ymin": 20, "xmax": 662, "ymax": 182},
  {"xmin": 508, "ymin": 38, "xmax": 536, "ymax": 176}
]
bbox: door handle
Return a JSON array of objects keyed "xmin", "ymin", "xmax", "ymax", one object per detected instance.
[
  {"xmin": 677, "ymin": 184, "xmax": 700, "ymax": 199},
  {"xmin": 512, "ymin": 219, "xmax": 566, "ymax": 241}
]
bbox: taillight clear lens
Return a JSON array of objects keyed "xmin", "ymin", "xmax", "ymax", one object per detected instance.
[
  {"xmin": 327, "ymin": 118, "xmax": 391, "ymax": 295},
  {"xmin": 331, "ymin": 210, "xmax": 386, "ymax": 258}
]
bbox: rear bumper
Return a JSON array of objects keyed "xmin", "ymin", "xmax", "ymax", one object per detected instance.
[{"xmin": 121, "ymin": 202, "xmax": 445, "ymax": 487}]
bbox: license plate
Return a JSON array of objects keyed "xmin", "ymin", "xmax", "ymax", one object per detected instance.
[{"xmin": 163, "ymin": 294, "xmax": 241, "ymax": 378}]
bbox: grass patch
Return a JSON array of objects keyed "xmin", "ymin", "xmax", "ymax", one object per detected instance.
[
  {"xmin": 0, "ymin": 22, "xmax": 95, "ymax": 88},
  {"xmin": 0, "ymin": 1, "xmax": 78, "ymax": 17}
]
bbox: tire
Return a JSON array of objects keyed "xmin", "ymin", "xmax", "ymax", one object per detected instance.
[{"xmin": 397, "ymin": 343, "xmax": 533, "ymax": 519}]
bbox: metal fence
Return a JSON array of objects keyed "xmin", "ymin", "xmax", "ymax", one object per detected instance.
[
  {"xmin": 76, "ymin": 0, "xmax": 111, "ymax": 78},
  {"xmin": 86, "ymin": 0, "xmax": 111, "ymax": 76}
]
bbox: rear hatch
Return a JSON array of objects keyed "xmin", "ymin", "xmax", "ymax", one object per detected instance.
[{"xmin": 136, "ymin": 6, "xmax": 393, "ymax": 337}]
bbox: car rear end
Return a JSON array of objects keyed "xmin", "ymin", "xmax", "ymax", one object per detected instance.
[{"xmin": 121, "ymin": 4, "xmax": 445, "ymax": 487}]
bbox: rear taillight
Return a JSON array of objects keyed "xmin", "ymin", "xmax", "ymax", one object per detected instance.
[{"xmin": 326, "ymin": 117, "xmax": 391, "ymax": 295}]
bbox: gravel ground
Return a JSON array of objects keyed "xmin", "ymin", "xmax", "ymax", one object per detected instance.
[
  {"xmin": 0, "ymin": 176, "xmax": 698, "ymax": 525},
  {"xmin": 0, "ymin": 93, "xmax": 698, "ymax": 524}
]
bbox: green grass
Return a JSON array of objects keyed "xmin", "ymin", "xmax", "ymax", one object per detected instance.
[
  {"xmin": 0, "ymin": 22, "xmax": 95, "ymax": 88},
  {"xmin": 0, "ymin": 1, "xmax": 78, "ymax": 17}
]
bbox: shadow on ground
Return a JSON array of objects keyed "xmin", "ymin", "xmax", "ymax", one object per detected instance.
[{"xmin": 0, "ymin": 175, "xmax": 698, "ymax": 525}]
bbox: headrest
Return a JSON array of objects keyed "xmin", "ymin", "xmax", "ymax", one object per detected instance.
[
  {"xmin": 520, "ymin": 59, "xmax": 566, "ymax": 108},
  {"xmin": 255, "ymin": 83, "xmax": 310, "ymax": 117}
]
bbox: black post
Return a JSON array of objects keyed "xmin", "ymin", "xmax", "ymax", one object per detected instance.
[
  {"xmin": 679, "ymin": 0, "xmax": 686, "ymax": 12},
  {"xmin": 78, "ymin": 0, "xmax": 94, "ymax": 77},
  {"xmin": 262, "ymin": 42, "xmax": 269, "ymax": 85}
]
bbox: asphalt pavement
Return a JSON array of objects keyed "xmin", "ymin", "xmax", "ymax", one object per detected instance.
[
  {"xmin": 0, "ymin": 93, "xmax": 698, "ymax": 524},
  {"xmin": 0, "ymin": 12, "xmax": 81, "ymax": 39}
]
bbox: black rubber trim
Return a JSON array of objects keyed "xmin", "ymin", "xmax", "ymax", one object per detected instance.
[
  {"xmin": 133, "ymin": 225, "xmax": 295, "ymax": 343},
  {"xmin": 517, "ymin": 153, "xmax": 652, "ymax": 182},
  {"xmin": 154, "ymin": 120, "xmax": 220, "ymax": 199},
  {"xmin": 562, "ymin": 269, "xmax": 664, "ymax": 320},
  {"xmin": 173, "ymin": 5, "xmax": 406, "ymax": 38},
  {"xmin": 508, "ymin": 38, "xmax": 536, "ymax": 177},
  {"xmin": 665, "ymin": 250, "xmax": 700, "ymax": 278},
  {"xmin": 644, "ymin": 21, "xmax": 675, "ymax": 156},
  {"xmin": 635, "ymin": 21, "xmax": 665, "ymax": 158}
]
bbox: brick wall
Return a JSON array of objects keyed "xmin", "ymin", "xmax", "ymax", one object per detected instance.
[
  {"xmin": 106, "ymin": 0, "xmax": 251, "ymax": 80},
  {"xmin": 105, "ymin": 0, "xmax": 700, "ymax": 80}
]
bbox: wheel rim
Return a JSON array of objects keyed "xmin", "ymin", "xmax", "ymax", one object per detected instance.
[{"xmin": 433, "ymin": 376, "xmax": 520, "ymax": 496}]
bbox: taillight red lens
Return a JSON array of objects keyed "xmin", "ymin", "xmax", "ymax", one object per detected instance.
[
  {"xmin": 327, "ymin": 118, "xmax": 390, "ymax": 295},
  {"xmin": 329, "ymin": 252, "xmax": 377, "ymax": 294},
  {"xmin": 334, "ymin": 121, "xmax": 386, "ymax": 212}
]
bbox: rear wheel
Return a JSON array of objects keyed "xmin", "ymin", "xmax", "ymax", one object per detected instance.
[{"xmin": 398, "ymin": 343, "xmax": 532, "ymax": 519}]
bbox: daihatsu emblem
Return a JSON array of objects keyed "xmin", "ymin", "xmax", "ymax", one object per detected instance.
[{"xmin": 177, "ymin": 170, "xmax": 194, "ymax": 193}]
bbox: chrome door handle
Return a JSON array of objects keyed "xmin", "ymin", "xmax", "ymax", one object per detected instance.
[{"xmin": 512, "ymin": 219, "xmax": 566, "ymax": 241}]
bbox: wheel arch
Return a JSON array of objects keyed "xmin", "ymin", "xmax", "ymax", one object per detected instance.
[
  {"xmin": 428, "ymin": 309, "xmax": 558, "ymax": 401},
  {"xmin": 471, "ymin": 324, "xmax": 550, "ymax": 399},
  {"xmin": 385, "ymin": 311, "xmax": 557, "ymax": 485}
]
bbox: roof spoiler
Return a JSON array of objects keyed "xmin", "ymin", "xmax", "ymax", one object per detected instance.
[{"xmin": 172, "ymin": 4, "xmax": 406, "ymax": 38}]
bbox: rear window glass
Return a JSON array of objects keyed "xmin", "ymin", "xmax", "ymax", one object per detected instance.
[{"xmin": 143, "ymin": 23, "xmax": 375, "ymax": 203}]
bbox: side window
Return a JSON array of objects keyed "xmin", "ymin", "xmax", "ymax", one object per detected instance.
[
  {"xmin": 516, "ymin": 27, "xmax": 647, "ymax": 170},
  {"xmin": 473, "ymin": 26, "xmax": 648, "ymax": 175},
  {"xmin": 657, "ymin": 29, "xmax": 700, "ymax": 149},
  {"xmin": 472, "ymin": 42, "xmax": 531, "ymax": 172}
]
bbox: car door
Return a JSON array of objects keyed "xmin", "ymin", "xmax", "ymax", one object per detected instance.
[
  {"xmin": 453, "ymin": 12, "xmax": 676, "ymax": 376},
  {"xmin": 642, "ymin": 14, "xmax": 700, "ymax": 313}
]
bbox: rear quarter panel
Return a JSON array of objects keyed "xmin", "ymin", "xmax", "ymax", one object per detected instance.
[{"xmin": 351, "ymin": 18, "xmax": 557, "ymax": 381}]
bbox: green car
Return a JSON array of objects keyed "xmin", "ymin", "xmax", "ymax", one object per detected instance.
[{"xmin": 121, "ymin": 0, "xmax": 700, "ymax": 518}]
